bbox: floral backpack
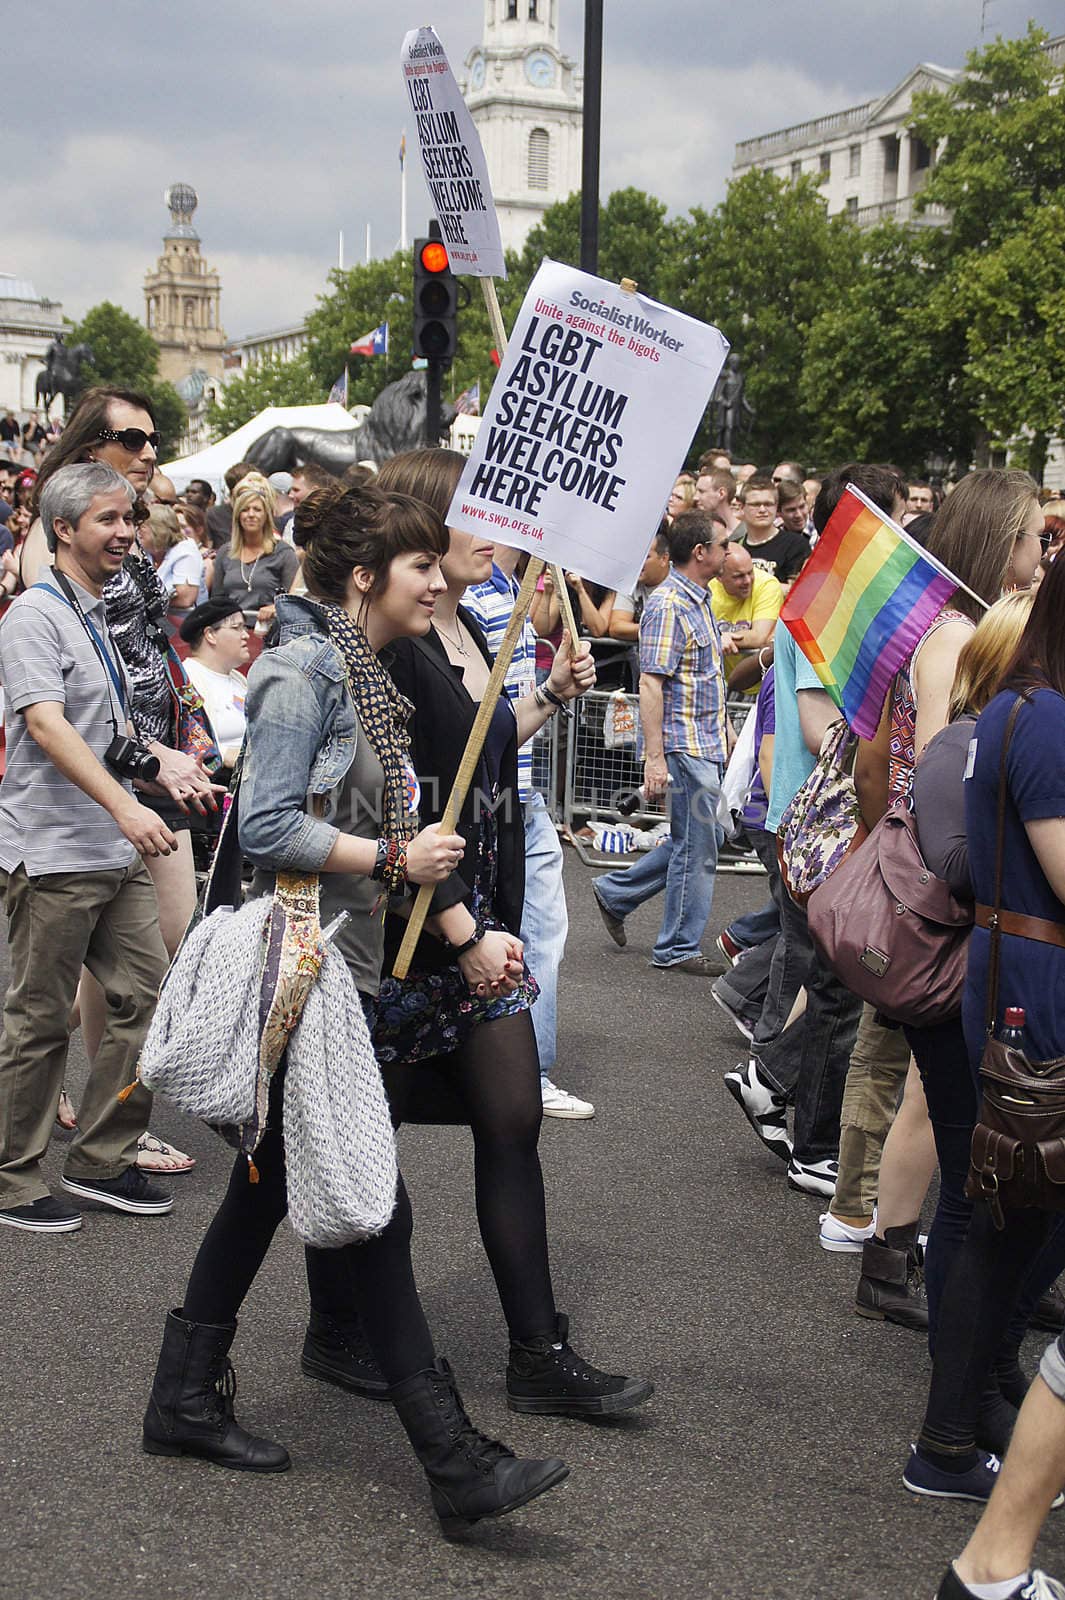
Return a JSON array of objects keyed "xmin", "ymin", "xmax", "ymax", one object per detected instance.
[{"xmin": 777, "ymin": 717, "xmax": 868, "ymax": 906}]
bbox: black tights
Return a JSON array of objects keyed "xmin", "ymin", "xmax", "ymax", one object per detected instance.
[
  {"xmin": 182, "ymin": 1066, "xmax": 435, "ymax": 1387},
  {"xmin": 389, "ymin": 1010, "xmax": 556, "ymax": 1343}
]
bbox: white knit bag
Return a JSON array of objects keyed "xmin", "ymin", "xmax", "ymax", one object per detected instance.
[
  {"xmin": 283, "ymin": 946, "xmax": 398, "ymax": 1248},
  {"xmin": 138, "ymin": 899, "xmax": 269, "ymax": 1124}
]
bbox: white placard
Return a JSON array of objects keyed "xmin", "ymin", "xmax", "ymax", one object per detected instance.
[
  {"xmin": 446, "ymin": 260, "xmax": 730, "ymax": 596},
  {"xmin": 401, "ymin": 26, "xmax": 506, "ymax": 279}
]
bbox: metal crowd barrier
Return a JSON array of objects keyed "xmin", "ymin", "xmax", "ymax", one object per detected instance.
[{"xmin": 532, "ymin": 647, "xmax": 763, "ymax": 874}]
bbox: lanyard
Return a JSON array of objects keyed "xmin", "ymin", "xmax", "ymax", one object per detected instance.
[{"xmin": 35, "ymin": 575, "xmax": 128, "ymax": 719}]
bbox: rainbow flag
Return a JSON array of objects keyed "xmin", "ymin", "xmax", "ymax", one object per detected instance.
[{"xmin": 780, "ymin": 484, "xmax": 966, "ymax": 739}]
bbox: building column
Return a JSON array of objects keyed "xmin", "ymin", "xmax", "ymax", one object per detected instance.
[{"xmin": 896, "ymin": 130, "xmax": 911, "ymax": 202}]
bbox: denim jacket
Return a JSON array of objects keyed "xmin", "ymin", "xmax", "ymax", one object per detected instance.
[{"xmin": 238, "ymin": 594, "xmax": 357, "ymax": 871}]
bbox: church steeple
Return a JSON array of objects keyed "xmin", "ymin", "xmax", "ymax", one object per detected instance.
[{"xmin": 463, "ymin": 1, "xmax": 582, "ymax": 254}]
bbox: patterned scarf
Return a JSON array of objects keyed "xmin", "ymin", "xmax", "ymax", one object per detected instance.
[{"xmin": 317, "ymin": 602, "xmax": 417, "ymax": 845}]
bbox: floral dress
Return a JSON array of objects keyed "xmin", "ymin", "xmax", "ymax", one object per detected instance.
[{"xmin": 373, "ymin": 696, "xmax": 538, "ymax": 1064}]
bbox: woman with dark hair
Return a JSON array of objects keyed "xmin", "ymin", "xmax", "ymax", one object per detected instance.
[
  {"xmin": 143, "ymin": 479, "xmax": 568, "ymax": 1534},
  {"xmin": 903, "ymin": 551, "xmax": 1065, "ymax": 1513},
  {"xmin": 26, "ymin": 385, "xmax": 220, "ymax": 1176},
  {"xmin": 845, "ymin": 469, "xmax": 1046, "ymax": 1324},
  {"xmin": 368, "ymin": 447, "xmax": 652, "ymax": 1417}
]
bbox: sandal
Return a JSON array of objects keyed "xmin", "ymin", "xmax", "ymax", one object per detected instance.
[
  {"xmin": 135, "ymin": 1133, "xmax": 196, "ymax": 1173},
  {"xmin": 55, "ymin": 1089, "xmax": 78, "ymax": 1131}
]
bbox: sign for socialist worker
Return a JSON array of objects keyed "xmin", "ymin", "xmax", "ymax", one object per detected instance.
[
  {"xmin": 446, "ymin": 260, "xmax": 730, "ymax": 595},
  {"xmin": 401, "ymin": 26, "xmax": 506, "ymax": 279}
]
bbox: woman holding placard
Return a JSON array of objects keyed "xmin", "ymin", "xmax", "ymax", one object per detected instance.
[{"xmin": 364, "ymin": 447, "xmax": 653, "ymax": 1419}]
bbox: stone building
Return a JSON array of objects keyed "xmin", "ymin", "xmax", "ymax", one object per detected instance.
[
  {"xmin": 143, "ymin": 184, "xmax": 226, "ymax": 388},
  {"xmin": 732, "ymin": 35, "xmax": 1065, "ymax": 230},
  {"xmin": 0, "ymin": 274, "xmax": 65, "ymax": 414},
  {"xmin": 461, "ymin": 0, "xmax": 583, "ymax": 254}
]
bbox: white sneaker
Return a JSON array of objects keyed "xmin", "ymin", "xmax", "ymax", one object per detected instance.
[
  {"xmin": 541, "ymin": 1081, "xmax": 595, "ymax": 1119},
  {"xmin": 787, "ymin": 1156, "xmax": 838, "ymax": 1198},
  {"xmin": 819, "ymin": 1210, "xmax": 876, "ymax": 1253}
]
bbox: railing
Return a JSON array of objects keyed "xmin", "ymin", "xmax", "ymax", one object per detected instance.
[
  {"xmin": 533, "ymin": 682, "xmax": 763, "ymax": 876},
  {"xmin": 734, "ymin": 102, "xmax": 874, "ymax": 164},
  {"xmin": 850, "ymin": 195, "xmax": 951, "ymax": 228}
]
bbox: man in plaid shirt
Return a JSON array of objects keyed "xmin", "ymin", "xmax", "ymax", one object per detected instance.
[{"xmin": 593, "ymin": 510, "xmax": 731, "ymax": 976}]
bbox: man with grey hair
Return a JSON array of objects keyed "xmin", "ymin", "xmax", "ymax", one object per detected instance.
[{"xmin": 0, "ymin": 461, "xmax": 176, "ymax": 1232}]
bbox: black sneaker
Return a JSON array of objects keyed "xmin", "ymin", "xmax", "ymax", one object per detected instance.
[
  {"xmin": 0, "ymin": 1194, "xmax": 83, "ymax": 1232},
  {"xmin": 62, "ymin": 1166, "xmax": 173, "ymax": 1215},
  {"xmin": 507, "ymin": 1313, "xmax": 653, "ymax": 1417}
]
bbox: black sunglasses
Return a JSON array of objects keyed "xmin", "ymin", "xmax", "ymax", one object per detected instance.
[{"xmin": 97, "ymin": 426, "xmax": 161, "ymax": 452}]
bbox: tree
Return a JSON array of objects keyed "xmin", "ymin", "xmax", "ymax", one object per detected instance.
[
  {"xmin": 67, "ymin": 301, "xmax": 188, "ymax": 455},
  {"xmin": 662, "ymin": 170, "xmax": 862, "ymax": 462},
  {"xmin": 513, "ymin": 188, "xmax": 680, "ymax": 300},
  {"xmin": 799, "ymin": 223, "xmax": 978, "ymax": 473},
  {"xmin": 207, "ymin": 351, "xmax": 325, "ymax": 440},
  {"xmin": 909, "ymin": 25, "xmax": 1065, "ymax": 476}
]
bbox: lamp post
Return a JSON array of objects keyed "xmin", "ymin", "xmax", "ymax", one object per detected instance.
[{"xmin": 579, "ymin": 1, "xmax": 603, "ymax": 275}]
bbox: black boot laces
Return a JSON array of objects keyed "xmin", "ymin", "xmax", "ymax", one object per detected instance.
[
  {"xmin": 433, "ymin": 1373, "xmax": 513, "ymax": 1474},
  {"xmin": 204, "ymin": 1356, "xmax": 238, "ymax": 1427}
]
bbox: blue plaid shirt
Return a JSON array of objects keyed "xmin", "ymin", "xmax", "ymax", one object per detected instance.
[
  {"xmin": 463, "ymin": 565, "xmax": 538, "ymax": 802},
  {"xmin": 638, "ymin": 568, "xmax": 727, "ymax": 763}
]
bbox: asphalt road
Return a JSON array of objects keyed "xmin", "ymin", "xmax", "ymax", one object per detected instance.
[{"xmin": 2, "ymin": 853, "xmax": 1063, "ymax": 1600}]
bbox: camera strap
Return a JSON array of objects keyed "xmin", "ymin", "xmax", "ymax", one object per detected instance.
[{"xmin": 34, "ymin": 574, "xmax": 128, "ymax": 733}]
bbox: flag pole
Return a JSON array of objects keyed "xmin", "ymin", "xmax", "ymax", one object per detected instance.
[
  {"xmin": 478, "ymin": 276, "xmax": 581, "ymax": 649},
  {"xmin": 400, "ymin": 130, "xmax": 409, "ymax": 253},
  {"xmin": 846, "ymin": 483, "xmax": 990, "ymax": 612}
]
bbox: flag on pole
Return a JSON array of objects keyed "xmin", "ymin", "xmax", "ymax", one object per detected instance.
[
  {"xmin": 327, "ymin": 367, "xmax": 349, "ymax": 406},
  {"xmin": 350, "ymin": 322, "xmax": 389, "ymax": 357},
  {"xmin": 399, "ymin": 132, "xmax": 406, "ymax": 169},
  {"xmin": 780, "ymin": 484, "xmax": 980, "ymax": 739},
  {"xmin": 453, "ymin": 381, "xmax": 480, "ymax": 416}
]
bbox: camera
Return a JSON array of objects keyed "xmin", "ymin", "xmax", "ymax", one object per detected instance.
[{"xmin": 105, "ymin": 735, "xmax": 161, "ymax": 784}]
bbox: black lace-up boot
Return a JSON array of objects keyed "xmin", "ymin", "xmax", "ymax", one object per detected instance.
[
  {"xmin": 143, "ymin": 1308, "xmax": 290, "ymax": 1472},
  {"xmin": 506, "ymin": 1313, "xmax": 654, "ymax": 1417},
  {"xmin": 388, "ymin": 1357, "xmax": 568, "ymax": 1536}
]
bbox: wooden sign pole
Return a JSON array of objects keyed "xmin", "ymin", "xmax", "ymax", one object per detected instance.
[
  {"xmin": 479, "ymin": 277, "xmax": 581, "ymax": 647},
  {"xmin": 391, "ymin": 554, "xmax": 543, "ymax": 978}
]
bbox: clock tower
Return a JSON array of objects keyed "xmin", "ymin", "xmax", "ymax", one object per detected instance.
[{"xmin": 461, "ymin": 1, "xmax": 582, "ymax": 256}]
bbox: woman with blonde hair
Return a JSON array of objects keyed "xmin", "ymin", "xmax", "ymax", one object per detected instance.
[
  {"xmin": 666, "ymin": 473, "xmax": 696, "ymax": 520},
  {"xmin": 211, "ymin": 472, "xmax": 298, "ymax": 625}
]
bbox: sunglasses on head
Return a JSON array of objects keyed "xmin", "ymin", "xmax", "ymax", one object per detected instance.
[{"xmin": 97, "ymin": 426, "xmax": 161, "ymax": 452}]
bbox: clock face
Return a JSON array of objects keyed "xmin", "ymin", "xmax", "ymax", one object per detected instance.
[
  {"xmin": 525, "ymin": 50, "xmax": 555, "ymax": 88},
  {"xmin": 469, "ymin": 55, "xmax": 485, "ymax": 90}
]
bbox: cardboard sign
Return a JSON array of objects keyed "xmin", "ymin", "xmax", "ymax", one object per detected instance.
[
  {"xmin": 446, "ymin": 260, "xmax": 730, "ymax": 595},
  {"xmin": 401, "ymin": 26, "xmax": 506, "ymax": 279}
]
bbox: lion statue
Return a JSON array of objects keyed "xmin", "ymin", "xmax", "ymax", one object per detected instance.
[{"xmin": 245, "ymin": 370, "xmax": 457, "ymax": 477}]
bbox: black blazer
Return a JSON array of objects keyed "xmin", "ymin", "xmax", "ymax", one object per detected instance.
[{"xmin": 383, "ymin": 610, "xmax": 525, "ymax": 973}]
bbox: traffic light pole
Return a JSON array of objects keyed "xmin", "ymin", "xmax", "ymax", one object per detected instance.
[{"xmin": 425, "ymin": 356, "xmax": 444, "ymax": 446}]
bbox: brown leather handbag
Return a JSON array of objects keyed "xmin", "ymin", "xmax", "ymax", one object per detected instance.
[
  {"xmin": 806, "ymin": 801, "xmax": 972, "ymax": 1026},
  {"xmin": 966, "ymin": 696, "xmax": 1065, "ymax": 1228}
]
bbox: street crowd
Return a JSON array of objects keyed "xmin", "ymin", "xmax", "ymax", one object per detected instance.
[{"xmin": 4, "ymin": 385, "xmax": 1065, "ymax": 1599}]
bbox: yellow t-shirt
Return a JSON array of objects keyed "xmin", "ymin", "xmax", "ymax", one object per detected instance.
[{"xmin": 709, "ymin": 569, "xmax": 783, "ymax": 682}]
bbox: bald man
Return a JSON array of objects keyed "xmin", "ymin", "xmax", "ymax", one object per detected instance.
[
  {"xmin": 149, "ymin": 471, "xmax": 177, "ymax": 506},
  {"xmin": 708, "ymin": 545, "xmax": 783, "ymax": 679}
]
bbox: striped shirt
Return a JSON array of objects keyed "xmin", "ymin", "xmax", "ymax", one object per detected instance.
[
  {"xmin": 463, "ymin": 566, "xmax": 538, "ymax": 802},
  {"xmin": 0, "ymin": 576, "xmax": 137, "ymax": 874},
  {"xmin": 639, "ymin": 568, "xmax": 727, "ymax": 763}
]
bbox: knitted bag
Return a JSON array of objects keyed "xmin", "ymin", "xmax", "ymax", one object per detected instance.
[
  {"xmin": 138, "ymin": 897, "xmax": 271, "ymax": 1124},
  {"xmin": 283, "ymin": 949, "xmax": 398, "ymax": 1247}
]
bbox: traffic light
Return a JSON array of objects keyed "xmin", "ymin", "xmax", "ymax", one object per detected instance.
[{"xmin": 412, "ymin": 236, "xmax": 458, "ymax": 363}]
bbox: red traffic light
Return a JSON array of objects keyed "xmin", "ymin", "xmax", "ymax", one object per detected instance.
[{"xmin": 419, "ymin": 240, "xmax": 450, "ymax": 274}]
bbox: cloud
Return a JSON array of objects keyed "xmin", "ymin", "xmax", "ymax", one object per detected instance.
[{"xmin": 9, "ymin": 0, "xmax": 1060, "ymax": 338}]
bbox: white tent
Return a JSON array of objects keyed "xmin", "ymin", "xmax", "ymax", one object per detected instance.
[{"xmin": 161, "ymin": 403, "xmax": 369, "ymax": 493}]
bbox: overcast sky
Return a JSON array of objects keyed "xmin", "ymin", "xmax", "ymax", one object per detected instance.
[{"xmin": 8, "ymin": 0, "xmax": 1057, "ymax": 340}]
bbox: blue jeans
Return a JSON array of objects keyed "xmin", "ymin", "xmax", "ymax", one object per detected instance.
[
  {"xmin": 594, "ymin": 752, "xmax": 722, "ymax": 966},
  {"xmin": 520, "ymin": 791, "xmax": 567, "ymax": 1084}
]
